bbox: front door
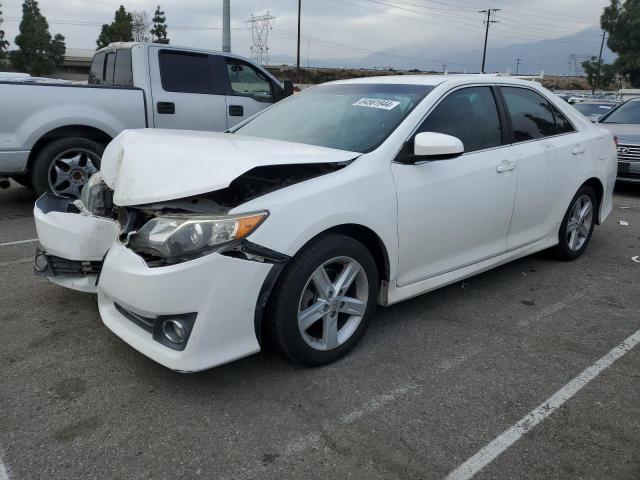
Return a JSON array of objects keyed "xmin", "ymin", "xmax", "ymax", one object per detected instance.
[
  {"xmin": 222, "ymin": 57, "xmax": 276, "ymax": 128},
  {"xmin": 392, "ymin": 86, "xmax": 517, "ymax": 286}
]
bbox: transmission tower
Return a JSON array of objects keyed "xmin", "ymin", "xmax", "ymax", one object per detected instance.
[{"xmin": 247, "ymin": 11, "xmax": 276, "ymax": 66}]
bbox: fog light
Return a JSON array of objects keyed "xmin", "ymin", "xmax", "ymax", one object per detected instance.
[
  {"xmin": 34, "ymin": 253, "xmax": 48, "ymax": 272},
  {"xmin": 162, "ymin": 319, "xmax": 186, "ymax": 344}
]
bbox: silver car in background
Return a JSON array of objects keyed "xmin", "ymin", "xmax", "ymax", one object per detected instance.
[{"xmin": 598, "ymin": 98, "xmax": 640, "ymax": 183}]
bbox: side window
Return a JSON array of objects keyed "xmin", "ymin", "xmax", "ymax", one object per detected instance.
[
  {"xmin": 113, "ymin": 49, "xmax": 133, "ymax": 86},
  {"xmin": 417, "ymin": 86, "xmax": 502, "ymax": 153},
  {"xmin": 88, "ymin": 52, "xmax": 106, "ymax": 85},
  {"xmin": 104, "ymin": 52, "xmax": 116, "ymax": 85},
  {"xmin": 159, "ymin": 51, "xmax": 216, "ymax": 94},
  {"xmin": 501, "ymin": 87, "xmax": 556, "ymax": 141},
  {"xmin": 551, "ymin": 104, "xmax": 575, "ymax": 134},
  {"xmin": 225, "ymin": 59, "xmax": 272, "ymax": 103}
]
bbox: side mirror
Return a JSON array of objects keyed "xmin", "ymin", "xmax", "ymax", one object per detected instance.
[
  {"xmin": 411, "ymin": 132, "xmax": 464, "ymax": 161},
  {"xmin": 283, "ymin": 80, "xmax": 294, "ymax": 97}
]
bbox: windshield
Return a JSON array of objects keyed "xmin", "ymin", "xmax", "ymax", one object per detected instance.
[
  {"xmin": 600, "ymin": 100, "xmax": 640, "ymax": 124},
  {"xmin": 232, "ymin": 83, "xmax": 433, "ymax": 152},
  {"xmin": 574, "ymin": 103, "xmax": 615, "ymax": 116}
]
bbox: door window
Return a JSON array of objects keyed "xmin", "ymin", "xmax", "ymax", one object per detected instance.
[
  {"xmin": 225, "ymin": 59, "xmax": 273, "ymax": 102},
  {"xmin": 551, "ymin": 105, "xmax": 574, "ymax": 134},
  {"xmin": 416, "ymin": 86, "xmax": 502, "ymax": 153},
  {"xmin": 159, "ymin": 51, "xmax": 216, "ymax": 94},
  {"xmin": 501, "ymin": 87, "xmax": 556, "ymax": 141}
]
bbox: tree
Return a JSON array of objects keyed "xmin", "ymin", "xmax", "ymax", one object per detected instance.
[
  {"xmin": 581, "ymin": 56, "xmax": 616, "ymax": 90},
  {"xmin": 96, "ymin": 5, "xmax": 133, "ymax": 49},
  {"xmin": 150, "ymin": 5, "xmax": 169, "ymax": 44},
  {"xmin": 0, "ymin": 3, "xmax": 9, "ymax": 65},
  {"xmin": 601, "ymin": 0, "xmax": 640, "ymax": 87},
  {"xmin": 10, "ymin": 0, "xmax": 66, "ymax": 76},
  {"xmin": 132, "ymin": 10, "xmax": 151, "ymax": 42}
]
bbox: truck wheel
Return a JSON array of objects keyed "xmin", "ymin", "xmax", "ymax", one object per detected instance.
[{"xmin": 31, "ymin": 137, "xmax": 104, "ymax": 197}]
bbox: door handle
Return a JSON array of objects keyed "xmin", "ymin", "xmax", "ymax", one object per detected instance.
[
  {"xmin": 229, "ymin": 105, "xmax": 244, "ymax": 116},
  {"xmin": 157, "ymin": 102, "xmax": 175, "ymax": 114},
  {"xmin": 496, "ymin": 160, "xmax": 516, "ymax": 173},
  {"xmin": 572, "ymin": 146, "xmax": 585, "ymax": 155}
]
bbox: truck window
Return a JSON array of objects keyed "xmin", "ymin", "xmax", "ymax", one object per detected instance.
[
  {"xmin": 104, "ymin": 52, "xmax": 116, "ymax": 85},
  {"xmin": 225, "ymin": 59, "xmax": 273, "ymax": 102},
  {"xmin": 113, "ymin": 49, "xmax": 133, "ymax": 86},
  {"xmin": 89, "ymin": 52, "xmax": 106, "ymax": 85},
  {"xmin": 159, "ymin": 50, "xmax": 216, "ymax": 94}
]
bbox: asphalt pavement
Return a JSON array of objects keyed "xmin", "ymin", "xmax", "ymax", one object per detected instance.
[{"xmin": 0, "ymin": 180, "xmax": 638, "ymax": 480}]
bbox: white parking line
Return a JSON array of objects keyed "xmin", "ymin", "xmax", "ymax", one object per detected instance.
[
  {"xmin": 445, "ymin": 328, "xmax": 640, "ymax": 480},
  {"xmin": 0, "ymin": 238, "xmax": 37, "ymax": 247},
  {"xmin": 0, "ymin": 451, "xmax": 9, "ymax": 480}
]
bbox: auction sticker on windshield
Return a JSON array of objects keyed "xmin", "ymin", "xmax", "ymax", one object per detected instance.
[{"xmin": 353, "ymin": 98, "xmax": 401, "ymax": 110}]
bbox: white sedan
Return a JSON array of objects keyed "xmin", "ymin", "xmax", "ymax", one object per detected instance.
[{"xmin": 33, "ymin": 76, "xmax": 617, "ymax": 372}]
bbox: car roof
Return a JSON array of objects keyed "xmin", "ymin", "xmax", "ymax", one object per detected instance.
[
  {"xmin": 98, "ymin": 41, "xmax": 259, "ymax": 64},
  {"xmin": 328, "ymin": 74, "xmax": 545, "ymax": 89}
]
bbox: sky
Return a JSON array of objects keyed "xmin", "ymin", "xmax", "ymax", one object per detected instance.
[{"xmin": 1, "ymin": 0, "xmax": 612, "ymax": 67}]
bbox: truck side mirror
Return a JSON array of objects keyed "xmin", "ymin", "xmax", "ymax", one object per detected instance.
[{"xmin": 283, "ymin": 80, "xmax": 294, "ymax": 97}]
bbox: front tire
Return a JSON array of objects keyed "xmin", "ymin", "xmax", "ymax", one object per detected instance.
[
  {"xmin": 269, "ymin": 233, "xmax": 379, "ymax": 366},
  {"xmin": 556, "ymin": 185, "xmax": 597, "ymax": 261},
  {"xmin": 30, "ymin": 137, "xmax": 103, "ymax": 197}
]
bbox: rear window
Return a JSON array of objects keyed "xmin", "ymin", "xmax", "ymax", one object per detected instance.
[
  {"xmin": 104, "ymin": 52, "xmax": 116, "ymax": 85},
  {"xmin": 113, "ymin": 49, "xmax": 133, "ymax": 86},
  {"xmin": 159, "ymin": 51, "xmax": 216, "ymax": 94}
]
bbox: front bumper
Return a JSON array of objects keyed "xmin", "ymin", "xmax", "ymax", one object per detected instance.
[
  {"xmin": 97, "ymin": 243, "xmax": 273, "ymax": 372},
  {"xmin": 33, "ymin": 194, "xmax": 120, "ymax": 293},
  {"xmin": 617, "ymin": 160, "xmax": 640, "ymax": 183}
]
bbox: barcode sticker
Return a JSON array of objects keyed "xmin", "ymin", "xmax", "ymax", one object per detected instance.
[{"xmin": 353, "ymin": 98, "xmax": 400, "ymax": 110}]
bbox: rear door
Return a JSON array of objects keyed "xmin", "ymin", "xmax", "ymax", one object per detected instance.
[
  {"xmin": 499, "ymin": 86, "xmax": 582, "ymax": 250},
  {"xmin": 221, "ymin": 57, "xmax": 278, "ymax": 128},
  {"xmin": 148, "ymin": 47, "xmax": 228, "ymax": 131}
]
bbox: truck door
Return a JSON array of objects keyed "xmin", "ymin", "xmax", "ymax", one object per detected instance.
[
  {"xmin": 148, "ymin": 47, "xmax": 228, "ymax": 131},
  {"xmin": 221, "ymin": 57, "xmax": 278, "ymax": 128}
]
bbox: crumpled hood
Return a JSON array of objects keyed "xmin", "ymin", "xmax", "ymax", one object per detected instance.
[
  {"xmin": 598, "ymin": 123, "xmax": 640, "ymax": 144},
  {"xmin": 101, "ymin": 129, "xmax": 358, "ymax": 206}
]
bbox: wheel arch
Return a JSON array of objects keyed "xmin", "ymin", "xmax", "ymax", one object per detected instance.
[
  {"xmin": 582, "ymin": 177, "xmax": 604, "ymax": 225},
  {"xmin": 26, "ymin": 125, "xmax": 112, "ymax": 173}
]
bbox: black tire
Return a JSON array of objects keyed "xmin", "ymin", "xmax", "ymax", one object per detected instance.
[
  {"xmin": 556, "ymin": 184, "xmax": 597, "ymax": 261},
  {"xmin": 269, "ymin": 233, "xmax": 379, "ymax": 367},
  {"xmin": 30, "ymin": 137, "xmax": 104, "ymax": 197}
]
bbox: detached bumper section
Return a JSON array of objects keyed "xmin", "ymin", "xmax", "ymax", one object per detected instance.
[
  {"xmin": 33, "ymin": 194, "xmax": 120, "ymax": 293},
  {"xmin": 97, "ymin": 243, "xmax": 276, "ymax": 372}
]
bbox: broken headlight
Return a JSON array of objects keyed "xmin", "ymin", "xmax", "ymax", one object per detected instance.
[
  {"xmin": 79, "ymin": 172, "xmax": 112, "ymax": 216},
  {"xmin": 128, "ymin": 211, "xmax": 268, "ymax": 259}
]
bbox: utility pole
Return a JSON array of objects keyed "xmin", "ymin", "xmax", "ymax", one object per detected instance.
[
  {"xmin": 441, "ymin": 64, "xmax": 447, "ymax": 75},
  {"xmin": 515, "ymin": 58, "xmax": 522, "ymax": 75},
  {"xmin": 296, "ymin": 0, "xmax": 302, "ymax": 71},
  {"xmin": 592, "ymin": 31, "xmax": 606, "ymax": 94},
  {"xmin": 479, "ymin": 8, "xmax": 499, "ymax": 74},
  {"xmin": 222, "ymin": 0, "xmax": 231, "ymax": 53}
]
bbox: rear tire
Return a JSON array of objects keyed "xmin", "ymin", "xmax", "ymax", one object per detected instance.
[
  {"xmin": 555, "ymin": 185, "xmax": 597, "ymax": 261},
  {"xmin": 269, "ymin": 233, "xmax": 379, "ymax": 367},
  {"xmin": 30, "ymin": 137, "xmax": 103, "ymax": 197}
]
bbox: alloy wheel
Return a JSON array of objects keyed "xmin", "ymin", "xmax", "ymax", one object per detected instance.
[
  {"xmin": 297, "ymin": 256, "xmax": 369, "ymax": 351},
  {"xmin": 566, "ymin": 194, "xmax": 593, "ymax": 252},
  {"xmin": 47, "ymin": 148, "xmax": 100, "ymax": 197}
]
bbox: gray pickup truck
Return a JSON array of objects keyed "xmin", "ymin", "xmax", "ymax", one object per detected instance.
[{"xmin": 0, "ymin": 42, "xmax": 292, "ymax": 196}]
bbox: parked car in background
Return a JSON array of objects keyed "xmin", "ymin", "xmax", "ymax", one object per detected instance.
[
  {"xmin": 598, "ymin": 97, "xmax": 640, "ymax": 183},
  {"xmin": 33, "ymin": 76, "xmax": 616, "ymax": 371},
  {"xmin": 573, "ymin": 101, "xmax": 619, "ymax": 122},
  {"xmin": 0, "ymin": 42, "xmax": 292, "ymax": 197},
  {"xmin": 568, "ymin": 94, "xmax": 588, "ymax": 104}
]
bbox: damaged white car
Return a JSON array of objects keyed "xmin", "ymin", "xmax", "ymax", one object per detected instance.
[{"xmin": 34, "ymin": 76, "xmax": 617, "ymax": 372}]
